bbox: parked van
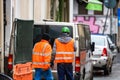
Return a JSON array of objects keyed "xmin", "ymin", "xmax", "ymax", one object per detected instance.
[{"xmin": 7, "ymin": 19, "xmax": 95, "ymax": 80}]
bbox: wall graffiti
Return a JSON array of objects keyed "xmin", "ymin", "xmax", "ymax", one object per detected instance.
[{"xmin": 73, "ymin": 16, "xmax": 117, "ymax": 34}]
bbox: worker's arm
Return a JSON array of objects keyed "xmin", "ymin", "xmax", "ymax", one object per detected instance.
[{"xmin": 50, "ymin": 41, "xmax": 56, "ymax": 67}]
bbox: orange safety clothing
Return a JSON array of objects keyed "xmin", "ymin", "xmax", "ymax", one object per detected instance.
[
  {"xmin": 54, "ymin": 39, "xmax": 74, "ymax": 63},
  {"xmin": 32, "ymin": 40, "xmax": 52, "ymax": 70}
]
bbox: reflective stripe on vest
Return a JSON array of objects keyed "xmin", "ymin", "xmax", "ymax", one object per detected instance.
[
  {"xmin": 33, "ymin": 52, "xmax": 51, "ymax": 56},
  {"xmin": 32, "ymin": 62, "xmax": 50, "ymax": 65},
  {"xmin": 54, "ymin": 39, "xmax": 74, "ymax": 63}
]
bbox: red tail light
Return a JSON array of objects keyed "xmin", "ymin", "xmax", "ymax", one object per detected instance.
[
  {"xmin": 101, "ymin": 48, "xmax": 107, "ymax": 56},
  {"xmin": 75, "ymin": 57, "xmax": 80, "ymax": 72},
  {"xmin": 8, "ymin": 54, "xmax": 13, "ymax": 70}
]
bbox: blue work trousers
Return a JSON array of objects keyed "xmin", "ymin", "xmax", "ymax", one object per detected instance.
[
  {"xmin": 34, "ymin": 68, "xmax": 53, "ymax": 80},
  {"xmin": 57, "ymin": 63, "xmax": 74, "ymax": 80}
]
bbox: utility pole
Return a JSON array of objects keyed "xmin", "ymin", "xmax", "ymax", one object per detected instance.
[
  {"xmin": 110, "ymin": 8, "xmax": 113, "ymax": 41},
  {"xmin": 104, "ymin": 0, "xmax": 116, "ymax": 42}
]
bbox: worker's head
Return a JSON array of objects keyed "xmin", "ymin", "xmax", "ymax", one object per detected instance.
[
  {"xmin": 42, "ymin": 33, "xmax": 51, "ymax": 41},
  {"xmin": 61, "ymin": 27, "xmax": 70, "ymax": 33}
]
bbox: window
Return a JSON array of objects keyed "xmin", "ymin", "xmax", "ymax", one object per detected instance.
[
  {"xmin": 78, "ymin": 2, "xmax": 88, "ymax": 15},
  {"xmin": 33, "ymin": 25, "xmax": 43, "ymax": 45},
  {"xmin": 91, "ymin": 36, "xmax": 105, "ymax": 46},
  {"xmin": 34, "ymin": 24, "xmax": 73, "ymax": 47},
  {"xmin": 84, "ymin": 25, "xmax": 91, "ymax": 49},
  {"xmin": 48, "ymin": 25, "xmax": 73, "ymax": 47},
  {"xmin": 78, "ymin": 24, "xmax": 86, "ymax": 50}
]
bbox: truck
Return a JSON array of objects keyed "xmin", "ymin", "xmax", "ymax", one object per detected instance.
[{"xmin": 6, "ymin": 18, "xmax": 95, "ymax": 80}]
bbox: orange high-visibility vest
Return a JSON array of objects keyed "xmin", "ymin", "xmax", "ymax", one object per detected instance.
[
  {"xmin": 54, "ymin": 39, "xmax": 74, "ymax": 63},
  {"xmin": 32, "ymin": 40, "xmax": 52, "ymax": 69}
]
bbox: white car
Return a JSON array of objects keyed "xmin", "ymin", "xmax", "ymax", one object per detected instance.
[{"xmin": 91, "ymin": 34, "xmax": 115, "ymax": 75}]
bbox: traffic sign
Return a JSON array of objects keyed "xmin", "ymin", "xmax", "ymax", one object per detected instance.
[
  {"xmin": 104, "ymin": 0, "xmax": 116, "ymax": 8},
  {"xmin": 86, "ymin": 0, "xmax": 102, "ymax": 11}
]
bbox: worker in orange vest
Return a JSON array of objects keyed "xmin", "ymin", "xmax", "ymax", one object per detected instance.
[
  {"xmin": 32, "ymin": 33, "xmax": 53, "ymax": 80},
  {"xmin": 52, "ymin": 27, "xmax": 76, "ymax": 80}
]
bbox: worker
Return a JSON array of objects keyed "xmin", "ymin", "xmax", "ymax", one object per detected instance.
[
  {"xmin": 52, "ymin": 27, "xmax": 76, "ymax": 80},
  {"xmin": 32, "ymin": 33, "xmax": 53, "ymax": 80}
]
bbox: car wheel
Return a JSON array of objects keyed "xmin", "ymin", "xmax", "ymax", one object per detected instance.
[
  {"xmin": 104, "ymin": 66, "xmax": 110, "ymax": 75},
  {"xmin": 109, "ymin": 64, "xmax": 112, "ymax": 73}
]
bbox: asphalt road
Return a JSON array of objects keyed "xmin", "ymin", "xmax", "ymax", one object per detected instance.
[{"xmin": 94, "ymin": 52, "xmax": 120, "ymax": 80}]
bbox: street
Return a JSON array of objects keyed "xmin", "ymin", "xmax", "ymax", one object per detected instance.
[{"xmin": 94, "ymin": 52, "xmax": 120, "ymax": 80}]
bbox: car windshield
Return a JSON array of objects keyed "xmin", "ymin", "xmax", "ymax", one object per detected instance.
[{"xmin": 91, "ymin": 36, "xmax": 105, "ymax": 46}]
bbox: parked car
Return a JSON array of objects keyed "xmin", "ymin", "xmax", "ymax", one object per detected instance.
[{"xmin": 90, "ymin": 34, "xmax": 114, "ymax": 75}]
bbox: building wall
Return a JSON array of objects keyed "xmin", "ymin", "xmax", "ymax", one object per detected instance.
[
  {"xmin": 34, "ymin": 0, "xmax": 51, "ymax": 21},
  {"xmin": 13, "ymin": 0, "xmax": 51, "ymax": 21},
  {"xmin": 0, "ymin": 0, "xmax": 4, "ymax": 73},
  {"xmin": 14, "ymin": 0, "xmax": 33, "ymax": 19},
  {"xmin": 3, "ymin": 0, "xmax": 52, "ymax": 57},
  {"xmin": 73, "ymin": 0, "xmax": 118, "ymax": 45},
  {"xmin": 73, "ymin": 15, "xmax": 118, "ymax": 34},
  {"xmin": 0, "ymin": 0, "xmax": 3, "ymax": 51}
]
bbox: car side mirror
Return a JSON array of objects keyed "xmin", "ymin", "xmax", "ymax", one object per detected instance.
[
  {"xmin": 110, "ymin": 44, "xmax": 115, "ymax": 51},
  {"xmin": 90, "ymin": 42, "xmax": 95, "ymax": 52}
]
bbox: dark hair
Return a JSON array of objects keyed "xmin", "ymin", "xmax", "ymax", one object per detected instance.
[{"xmin": 42, "ymin": 33, "xmax": 51, "ymax": 41}]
